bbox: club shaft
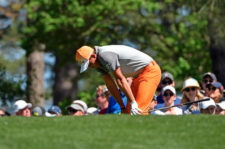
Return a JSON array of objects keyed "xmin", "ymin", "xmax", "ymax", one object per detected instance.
[{"xmin": 148, "ymin": 98, "xmax": 210, "ymax": 113}]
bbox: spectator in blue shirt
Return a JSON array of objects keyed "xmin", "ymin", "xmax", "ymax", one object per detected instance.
[
  {"xmin": 106, "ymin": 77, "xmax": 132, "ymax": 114},
  {"xmin": 106, "ymin": 90, "xmax": 127, "ymax": 114}
]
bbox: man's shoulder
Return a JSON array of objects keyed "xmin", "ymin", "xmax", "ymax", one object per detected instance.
[
  {"xmin": 98, "ymin": 45, "xmax": 135, "ymax": 49},
  {"xmin": 97, "ymin": 45, "xmax": 140, "ymax": 55}
]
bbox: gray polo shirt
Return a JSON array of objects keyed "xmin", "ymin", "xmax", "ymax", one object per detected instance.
[{"xmin": 95, "ymin": 45, "xmax": 153, "ymax": 77}]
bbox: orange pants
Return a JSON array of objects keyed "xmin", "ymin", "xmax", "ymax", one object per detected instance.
[{"xmin": 127, "ymin": 61, "xmax": 161, "ymax": 115}]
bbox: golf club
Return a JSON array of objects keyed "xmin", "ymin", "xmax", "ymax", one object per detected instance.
[{"xmin": 145, "ymin": 97, "xmax": 210, "ymax": 114}]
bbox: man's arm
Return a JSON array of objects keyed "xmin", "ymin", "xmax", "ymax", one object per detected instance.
[
  {"xmin": 112, "ymin": 67, "xmax": 142, "ymax": 115},
  {"xmin": 102, "ymin": 67, "xmax": 142, "ymax": 115},
  {"xmin": 112, "ymin": 67, "xmax": 135, "ymax": 103},
  {"xmin": 101, "ymin": 73, "xmax": 125, "ymax": 109}
]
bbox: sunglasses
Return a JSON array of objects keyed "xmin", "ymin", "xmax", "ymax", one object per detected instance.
[
  {"xmin": 95, "ymin": 93, "xmax": 105, "ymax": 98},
  {"xmin": 162, "ymin": 80, "xmax": 172, "ymax": 85},
  {"xmin": 163, "ymin": 92, "xmax": 174, "ymax": 97},
  {"xmin": 184, "ymin": 87, "xmax": 196, "ymax": 92},
  {"xmin": 203, "ymin": 79, "xmax": 213, "ymax": 84},
  {"xmin": 207, "ymin": 86, "xmax": 216, "ymax": 91},
  {"xmin": 68, "ymin": 108, "xmax": 78, "ymax": 114}
]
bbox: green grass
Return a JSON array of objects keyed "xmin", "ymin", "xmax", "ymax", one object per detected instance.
[{"xmin": 0, "ymin": 115, "xmax": 225, "ymax": 149}]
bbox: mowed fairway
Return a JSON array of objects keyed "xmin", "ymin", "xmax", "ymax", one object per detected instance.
[{"xmin": 0, "ymin": 115, "xmax": 225, "ymax": 149}]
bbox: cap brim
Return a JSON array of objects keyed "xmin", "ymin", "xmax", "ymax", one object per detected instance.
[
  {"xmin": 162, "ymin": 77, "xmax": 173, "ymax": 81},
  {"xmin": 182, "ymin": 86, "xmax": 200, "ymax": 92},
  {"xmin": 217, "ymin": 102, "xmax": 225, "ymax": 110},
  {"xmin": 164, "ymin": 89, "xmax": 176, "ymax": 95},
  {"xmin": 45, "ymin": 112, "xmax": 57, "ymax": 117},
  {"xmin": 14, "ymin": 103, "xmax": 32, "ymax": 112},
  {"xmin": 200, "ymin": 99, "xmax": 216, "ymax": 109},
  {"xmin": 80, "ymin": 59, "xmax": 89, "ymax": 73},
  {"xmin": 162, "ymin": 86, "xmax": 176, "ymax": 95},
  {"xmin": 67, "ymin": 104, "xmax": 84, "ymax": 112},
  {"xmin": 202, "ymin": 104, "xmax": 216, "ymax": 109},
  {"xmin": 203, "ymin": 73, "xmax": 215, "ymax": 80}
]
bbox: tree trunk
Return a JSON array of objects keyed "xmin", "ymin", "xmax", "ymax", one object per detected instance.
[
  {"xmin": 208, "ymin": 16, "xmax": 225, "ymax": 87},
  {"xmin": 53, "ymin": 55, "xmax": 78, "ymax": 105},
  {"xmin": 26, "ymin": 50, "xmax": 45, "ymax": 107},
  {"xmin": 210, "ymin": 40, "xmax": 225, "ymax": 86}
]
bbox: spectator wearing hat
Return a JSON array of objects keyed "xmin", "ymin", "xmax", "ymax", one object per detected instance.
[
  {"xmin": 206, "ymin": 81, "xmax": 224, "ymax": 103},
  {"xmin": 32, "ymin": 106, "xmax": 46, "ymax": 116},
  {"xmin": 155, "ymin": 72, "xmax": 181, "ymax": 109},
  {"xmin": 13, "ymin": 100, "xmax": 32, "ymax": 117},
  {"xmin": 216, "ymin": 101, "xmax": 225, "ymax": 115},
  {"xmin": 67, "ymin": 100, "xmax": 87, "ymax": 116},
  {"xmin": 201, "ymin": 72, "xmax": 217, "ymax": 96},
  {"xmin": 46, "ymin": 105, "xmax": 62, "ymax": 117},
  {"xmin": 161, "ymin": 86, "xmax": 183, "ymax": 115},
  {"xmin": 181, "ymin": 78, "xmax": 204, "ymax": 114},
  {"xmin": 199, "ymin": 98, "xmax": 216, "ymax": 114}
]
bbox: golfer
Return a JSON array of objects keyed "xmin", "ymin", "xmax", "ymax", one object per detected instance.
[{"xmin": 75, "ymin": 45, "xmax": 161, "ymax": 115}]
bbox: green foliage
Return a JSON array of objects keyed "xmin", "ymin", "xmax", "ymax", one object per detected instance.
[
  {"xmin": 58, "ymin": 98, "xmax": 71, "ymax": 115},
  {"xmin": 0, "ymin": 1, "xmax": 26, "ymax": 105},
  {"xmin": 23, "ymin": 0, "xmax": 151, "ymax": 52},
  {"xmin": 125, "ymin": 0, "xmax": 212, "ymax": 87},
  {"xmin": 22, "ymin": 0, "xmax": 222, "ymax": 91},
  {"xmin": 0, "ymin": 65, "xmax": 25, "ymax": 105},
  {"xmin": 22, "ymin": 0, "xmax": 152, "ymax": 96},
  {"xmin": 0, "ymin": 49, "xmax": 25, "ymax": 75},
  {"xmin": 77, "ymin": 90, "xmax": 96, "ymax": 107}
]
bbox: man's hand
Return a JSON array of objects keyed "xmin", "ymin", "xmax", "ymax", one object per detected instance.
[{"xmin": 130, "ymin": 101, "xmax": 142, "ymax": 115}]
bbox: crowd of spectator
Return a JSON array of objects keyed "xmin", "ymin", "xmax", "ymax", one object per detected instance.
[
  {"xmin": 0, "ymin": 72, "xmax": 225, "ymax": 117},
  {"xmin": 153, "ymin": 72, "xmax": 224, "ymax": 115}
]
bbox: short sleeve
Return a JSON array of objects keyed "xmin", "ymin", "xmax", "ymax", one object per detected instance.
[{"xmin": 98, "ymin": 52, "xmax": 120, "ymax": 72}]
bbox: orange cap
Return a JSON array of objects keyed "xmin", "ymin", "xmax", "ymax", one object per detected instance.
[{"xmin": 75, "ymin": 46, "xmax": 94, "ymax": 63}]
